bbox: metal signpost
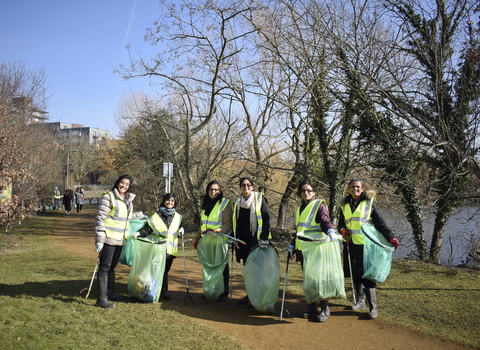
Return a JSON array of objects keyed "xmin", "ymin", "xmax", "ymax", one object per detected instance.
[{"xmin": 163, "ymin": 162, "xmax": 173, "ymax": 193}]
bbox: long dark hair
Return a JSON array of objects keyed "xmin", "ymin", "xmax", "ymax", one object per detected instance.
[
  {"xmin": 112, "ymin": 175, "xmax": 133, "ymax": 193},
  {"xmin": 201, "ymin": 180, "xmax": 223, "ymax": 215}
]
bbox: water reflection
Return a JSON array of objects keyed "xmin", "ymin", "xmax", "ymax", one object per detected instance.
[{"xmin": 383, "ymin": 206, "xmax": 480, "ymax": 266}]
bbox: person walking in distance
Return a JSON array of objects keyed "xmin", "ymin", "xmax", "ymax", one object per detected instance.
[
  {"xmin": 74, "ymin": 186, "xmax": 84, "ymax": 213},
  {"xmin": 63, "ymin": 188, "xmax": 72, "ymax": 214}
]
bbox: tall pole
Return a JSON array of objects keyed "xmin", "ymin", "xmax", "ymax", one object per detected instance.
[{"xmin": 163, "ymin": 162, "xmax": 173, "ymax": 193}]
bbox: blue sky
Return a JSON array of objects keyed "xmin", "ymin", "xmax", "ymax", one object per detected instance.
[{"xmin": 1, "ymin": 0, "xmax": 162, "ymax": 137}]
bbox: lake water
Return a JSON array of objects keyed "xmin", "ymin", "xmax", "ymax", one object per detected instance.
[{"xmin": 383, "ymin": 206, "xmax": 480, "ymax": 266}]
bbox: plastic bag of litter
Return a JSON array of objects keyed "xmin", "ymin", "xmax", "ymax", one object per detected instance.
[
  {"xmin": 127, "ymin": 236, "xmax": 166, "ymax": 303},
  {"xmin": 362, "ymin": 223, "xmax": 394, "ymax": 283},
  {"xmin": 244, "ymin": 245, "xmax": 280, "ymax": 314},
  {"xmin": 302, "ymin": 239, "xmax": 346, "ymax": 304},
  {"xmin": 196, "ymin": 232, "xmax": 229, "ymax": 303}
]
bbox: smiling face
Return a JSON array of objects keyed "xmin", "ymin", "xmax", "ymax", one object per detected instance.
[
  {"xmin": 349, "ymin": 180, "xmax": 363, "ymax": 201},
  {"xmin": 300, "ymin": 184, "xmax": 315, "ymax": 202},
  {"xmin": 164, "ymin": 196, "xmax": 175, "ymax": 209},
  {"xmin": 240, "ymin": 179, "xmax": 253, "ymax": 198},
  {"xmin": 117, "ymin": 178, "xmax": 130, "ymax": 196},
  {"xmin": 208, "ymin": 183, "xmax": 221, "ymax": 200}
]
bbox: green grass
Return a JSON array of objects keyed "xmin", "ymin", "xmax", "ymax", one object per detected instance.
[
  {"xmin": 1, "ymin": 213, "xmax": 479, "ymax": 349},
  {"xmin": 0, "ymin": 214, "xmax": 249, "ymax": 350}
]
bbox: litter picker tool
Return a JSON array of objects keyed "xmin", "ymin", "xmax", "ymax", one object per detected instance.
[
  {"xmin": 180, "ymin": 228, "xmax": 193, "ymax": 305},
  {"xmin": 341, "ymin": 228, "xmax": 356, "ymax": 305},
  {"xmin": 201, "ymin": 230, "xmax": 246, "ymax": 245},
  {"xmin": 80, "ymin": 252, "xmax": 100, "ymax": 299},
  {"xmin": 229, "ymin": 239, "xmax": 235, "ymax": 301},
  {"xmin": 279, "ymin": 250, "xmax": 291, "ymax": 321}
]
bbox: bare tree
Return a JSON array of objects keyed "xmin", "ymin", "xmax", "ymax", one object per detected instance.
[
  {"xmin": 0, "ymin": 61, "xmax": 56, "ymax": 230},
  {"xmin": 351, "ymin": 0, "xmax": 480, "ymax": 262}
]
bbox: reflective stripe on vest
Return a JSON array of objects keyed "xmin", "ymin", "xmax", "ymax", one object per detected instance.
[
  {"xmin": 201, "ymin": 198, "xmax": 230, "ymax": 232},
  {"xmin": 104, "ymin": 191, "xmax": 132, "ymax": 241},
  {"xmin": 295, "ymin": 199, "xmax": 326, "ymax": 250},
  {"xmin": 341, "ymin": 197, "xmax": 374, "ymax": 245},
  {"xmin": 148, "ymin": 212, "xmax": 182, "ymax": 256},
  {"xmin": 232, "ymin": 191, "xmax": 271, "ymax": 240}
]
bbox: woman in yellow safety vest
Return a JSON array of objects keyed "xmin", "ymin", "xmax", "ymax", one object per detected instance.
[
  {"xmin": 135, "ymin": 193, "xmax": 183, "ymax": 301},
  {"xmin": 338, "ymin": 178, "xmax": 399, "ymax": 319},
  {"xmin": 233, "ymin": 176, "xmax": 272, "ymax": 306},
  {"xmin": 194, "ymin": 180, "xmax": 233, "ymax": 302},
  {"xmin": 289, "ymin": 179, "xmax": 337, "ymax": 322},
  {"xmin": 94, "ymin": 175, "xmax": 135, "ymax": 309}
]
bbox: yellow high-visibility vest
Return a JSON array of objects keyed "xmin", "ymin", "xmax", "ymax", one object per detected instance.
[
  {"xmin": 201, "ymin": 198, "xmax": 230, "ymax": 232},
  {"xmin": 103, "ymin": 191, "xmax": 132, "ymax": 242},
  {"xmin": 147, "ymin": 212, "xmax": 182, "ymax": 256},
  {"xmin": 341, "ymin": 197, "xmax": 374, "ymax": 245},
  {"xmin": 295, "ymin": 199, "xmax": 327, "ymax": 250}
]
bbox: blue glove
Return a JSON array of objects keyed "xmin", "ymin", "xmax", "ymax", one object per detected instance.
[
  {"xmin": 259, "ymin": 239, "xmax": 269, "ymax": 249},
  {"xmin": 327, "ymin": 229, "xmax": 337, "ymax": 241},
  {"xmin": 95, "ymin": 242, "xmax": 104, "ymax": 252},
  {"xmin": 287, "ymin": 244, "xmax": 295, "ymax": 258}
]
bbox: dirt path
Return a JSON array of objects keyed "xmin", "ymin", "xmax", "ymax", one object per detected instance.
[{"xmin": 52, "ymin": 208, "xmax": 468, "ymax": 350}]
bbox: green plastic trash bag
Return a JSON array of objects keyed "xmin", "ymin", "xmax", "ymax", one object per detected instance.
[
  {"xmin": 196, "ymin": 232, "xmax": 229, "ymax": 303},
  {"xmin": 302, "ymin": 239, "xmax": 346, "ymax": 304},
  {"xmin": 244, "ymin": 245, "xmax": 280, "ymax": 314},
  {"xmin": 127, "ymin": 237, "xmax": 166, "ymax": 303},
  {"xmin": 362, "ymin": 223, "xmax": 395, "ymax": 283},
  {"xmin": 119, "ymin": 218, "xmax": 147, "ymax": 266}
]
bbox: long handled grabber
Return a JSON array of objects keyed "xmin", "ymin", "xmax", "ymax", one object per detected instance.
[
  {"xmin": 280, "ymin": 250, "xmax": 291, "ymax": 321},
  {"xmin": 180, "ymin": 228, "xmax": 193, "ymax": 305},
  {"xmin": 201, "ymin": 230, "xmax": 246, "ymax": 245},
  {"xmin": 229, "ymin": 239, "xmax": 235, "ymax": 301},
  {"xmin": 341, "ymin": 228, "xmax": 356, "ymax": 305},
  {"xmin": 80, "ymin": 252, "xmax": 100, "ymax": 299}
]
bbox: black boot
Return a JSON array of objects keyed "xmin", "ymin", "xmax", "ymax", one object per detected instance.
[
  {"xmin": 161, "ymin": 272, "xmax": 171, "ymax": 300},
  {"xmin": 96, "ymin": 275, "xmax": 115, "ymax": 309},
  {"xmin": 351, "ymin": 283, "xmax": 366, "ymax": 310},
  {"xmin": 302, "ymin": 302, "xmax": 318, "ymax": 319},
  {"xmin": 365, "ymin": 288, "xmax": 378, "ymax": 319},
  {"xmin": 107, "ymin": 272, "xmax": 125, "ymax": 301}
]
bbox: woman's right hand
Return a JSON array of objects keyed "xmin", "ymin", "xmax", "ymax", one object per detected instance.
[{"xmin": 95, "ymin": 242, "xmax": 104, "ymax": 252}]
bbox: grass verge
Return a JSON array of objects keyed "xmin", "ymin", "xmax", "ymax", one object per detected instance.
[{"xmin": 0, "ymin": 213, "xmax": 249, "ymax": 350}]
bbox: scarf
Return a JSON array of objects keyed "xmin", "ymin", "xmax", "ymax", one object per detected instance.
[
  {"xmin": 159, "ymin": 207, "xmax": 176, "ymax": 216},
  {"xmin": 237, "ymin": 192, "xmax": 258, "ymax": 234}
]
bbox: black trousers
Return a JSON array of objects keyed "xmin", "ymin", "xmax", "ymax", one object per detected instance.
[
  {"xmin": 343, "ymin": 241, "xmax": 376, "ymax": 289},
  {"xmin": 98, "ymin": 244, "xmax": 122, "ymax": 278}
]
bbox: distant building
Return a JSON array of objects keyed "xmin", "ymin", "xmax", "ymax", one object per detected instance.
[
  {"xmin": 43, "ymin": 122, "xmax": 110, "ymax": 145},
  {"xmin": 12, "ymin": 96, "xmax": 49, "ymax": 123}
]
